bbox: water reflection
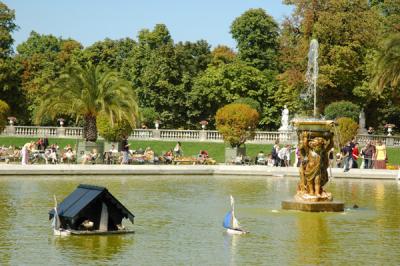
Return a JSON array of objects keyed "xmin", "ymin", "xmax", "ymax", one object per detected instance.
[
  {"xmin": 0, "ymin": 176, "xmax": 399, "ymax": 265},
  {"xmin": 294, "ymin": 214, "xmax": 332, "ymax": 265},
  {"xmin": 223, "ymin": 233, "xmax": 241, "ymax": 266},
  {"xmin": 51, "ymin": 234, "xmax": 134, "ymax": 263}
]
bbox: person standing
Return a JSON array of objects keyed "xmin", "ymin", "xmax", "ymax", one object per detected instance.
[
  {"xmin": 363, "ymin": 140, "xmax": 375, "ymax": 169},
  {"xmin": 272, "ymin": 140, "xmax": 280, "ymax": 167},
  {"xmin": 374, "ymin": 140, "xmax": 387, "ymax": 169},
  {"xmin": 352, "ymin": 143, "xmax": 360, "ymax": 168},
  {"xmin": 21, "ymin": 143, "xmax": 30, "ymax": 165},
  {"xmin": 342, "ymin": 142, "xmax": 353, "ymax": 172},
  {"xmin": 173, "ymin": 141, "xmax": 182, "ymax": 157},
  {"xmin": 43, "ymin": 137, "xmax": 49, "ymax": 150},
  {"xmin": 120, "ymin": 136, "xmax": 130, "ymax": 164}
]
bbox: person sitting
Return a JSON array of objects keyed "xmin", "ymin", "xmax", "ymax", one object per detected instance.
[
  {"xmin": 256, "ymin": 151, "xmax": 266, "ymax": 165},
  {"xmin": 61, "ymin": 144, "xmax": 74, "ymax": 163},
  {"xmin": 266, "ymin": 154, "xmax": 274, "ymax": 167},
  {"xmin": 36, "ymin": 138, "xmax": 45, "ymax": 151},
  {"xmin": 144, "ymin": 147, "xmax": 155, "ymax": 163},
  {"xmin": 234, "ymin": 154, "xmax": 243, "ymax": 165},
  {"xmin": 81, "ymin": 149, "xmax": 98, "ymax": 165},
  {"xmin": 197, "ymin": 150, "xmax": 209, "ymax": 164},
  {"xmin": 163, "ymin": 150, "xmax": 174, "ymax": 164},
  {"xmin": 44, "ymin": 144, "xmax": 58, "ymax": 164}
]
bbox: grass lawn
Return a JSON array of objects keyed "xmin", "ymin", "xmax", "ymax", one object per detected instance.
[{"xmin": 1, "ymin": 136, "xmax": 399, "ymax": 165}]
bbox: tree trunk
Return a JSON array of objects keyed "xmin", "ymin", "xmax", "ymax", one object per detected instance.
[{"xmin": 84, "ymin": 115, "xmax": 97, "ymax": 142}]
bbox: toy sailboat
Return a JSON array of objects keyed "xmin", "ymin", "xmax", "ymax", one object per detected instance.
[
  {"xmin": 223, "ymin": 195, "xmax": 249, "ymax": 235},
  {"xmin": 51, "ymin": 195, "xmax": 71, "ymax": 236}
]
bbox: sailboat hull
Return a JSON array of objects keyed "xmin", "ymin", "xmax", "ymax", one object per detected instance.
[
  {"xmin": 226, "ymin": 228, "xmax": 249, "ymax": 235},
  {"xmin": 53, "ymin": 229, "xmax": 71, "ymax": 236}
]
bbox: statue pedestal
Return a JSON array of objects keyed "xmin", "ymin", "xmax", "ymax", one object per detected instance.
[{"xmin": 282, "ymin": 199, "xmax": 344, "ymax": 212}]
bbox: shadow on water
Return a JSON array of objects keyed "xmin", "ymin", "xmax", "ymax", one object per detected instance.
[{"xmin": 51, "ymin": 234, "xmax": 134, "ymax": 263}]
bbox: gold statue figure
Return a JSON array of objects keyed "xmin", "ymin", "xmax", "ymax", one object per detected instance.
[{"xmin": 297, "ymin": 130, "xmax": 334, "ymax": 202}]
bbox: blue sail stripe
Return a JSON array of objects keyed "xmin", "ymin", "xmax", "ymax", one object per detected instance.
[{"xmin": 223, "ymin": 211, "xmax": 232, "ymax": 229}]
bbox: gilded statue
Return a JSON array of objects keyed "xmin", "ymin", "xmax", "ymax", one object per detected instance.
[{"xmin": 297, "ymin": 131, "xmax": 334, "ymax": 201}]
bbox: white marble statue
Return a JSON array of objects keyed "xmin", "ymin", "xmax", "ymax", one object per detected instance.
[
  {"xmin": 358, "ymin": 109, "xmax": 367, "ymax": 134},
  {"xmin": 281, "ymin": 105, "xmax": 289, "ymax": 130}
]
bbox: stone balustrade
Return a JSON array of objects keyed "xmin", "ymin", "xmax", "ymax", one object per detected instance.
[{"xmin": 1, "ymin": 125, "xmax": 399, "ymax": 146}]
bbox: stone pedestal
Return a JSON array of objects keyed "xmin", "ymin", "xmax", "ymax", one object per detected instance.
[
  {"xmin": 282, "ymin": 200, "xmax": 344, "ymax": 212},
  {"xmin": 386, "ymin": 137, "xmax": 394, "ymax": 147},
  {"xmin": 5, "ymin": 125, "xmax": 15, "ymax": 135},
  {"xmin": 152, "ymin": 129, "xmax": 160, "ymax": 139},
  {"xmin": 199, "ymin": 130, "xmax": 207, "ymax": 141},
  {"xmin": 57, "ymin": 127, "xmax": 66, "ymax": 136},
  {"xmin": 77, "ymin": 141, "xmax": 104, "ymax": 163},
  {"xmin": 104, "ymin": 141, "xmax": 119, "ymax": 152},
  {"xmin": 225, "ymin": 146, "xmax": 246, "ymax": 164}
]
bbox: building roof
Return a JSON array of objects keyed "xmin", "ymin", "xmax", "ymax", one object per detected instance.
[{"xmin": 49, "ymin": 184, "xmax": 134, "ymax": 223}]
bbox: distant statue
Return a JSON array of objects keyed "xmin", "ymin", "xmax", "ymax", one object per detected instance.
[
  {"xmin": 280, "ymin": 105, "xmax": 289, "ymax": 130},
  {"xmin": 358, "ymin": 109, "xmax": 367, "ymax": 134}
]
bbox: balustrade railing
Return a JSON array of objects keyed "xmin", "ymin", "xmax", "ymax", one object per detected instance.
[
  {"xmin": 2, "ymin": 125, "xmax": 400, "ymax": 146},
  {"xmin": 14, "ymin": 126, "xmax": 58, "ymax": 137}
]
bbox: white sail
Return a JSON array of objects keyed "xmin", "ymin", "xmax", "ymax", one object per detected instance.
[
  {"xmin": 52, "ymin": 195, "xmax": 60, "ymax": 230},
  {"xmin": 230, "ymin": 195, "xmax": 240, "ymax": 229},
  {"xmin": 232, "ymin": 214, "xmax": 240, "ymax": 229},
  {"xmin": 99, "ymin": 202, "xmax": 108, "ymax": 231}
]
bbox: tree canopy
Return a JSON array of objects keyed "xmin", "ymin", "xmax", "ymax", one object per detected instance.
[
  {"xmin": 2, "ymin": 1, "xmax": 400, "ymax": 131},
  {"xmin": 35, "ymin": 63, "xmax": 139, "ymax": 141}
]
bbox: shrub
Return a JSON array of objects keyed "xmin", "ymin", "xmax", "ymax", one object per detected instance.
[
  {"xmin": 215, "ymin": 103, "xmax": 259, "ymax": 147},
  {"xmin": 335, "ymin": 117, "xmax": 358, "ymax": 147},
  {"xmin": 0, "ymin": 100, "xmax": 10, "ymax": 132},
  {"xmin": 324, "ymin": 101, "xmax": 360, "ymax": 121},
  {"xmin": 97, "ymin": 113, "xmax": 133, "ymax": 142}
]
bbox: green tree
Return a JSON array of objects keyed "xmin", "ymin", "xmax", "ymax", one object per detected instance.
[
  {"xmin": 188, "ymin": 61, "xmax": 276, "ymax": 128},
  {"xmin": 230, "ymin": 8, "xmax": 279, "ymax": 71},
  {"xmin": 175, "ymin": 40, "xmax": 211, "ymax": 77},
  {"xmin": 324, "ymin": 101, "xmax": 360, "ymax": 121},
  {"xmin": 215, "ymin": 103, "xmax": 259, "ymax": 148},
  {"xmin": 16, "ymin": 31, "xmax": 83, "ymax": 122},
  {"xmin": 82, "ymin": 38, "xmax": 136, "ymax": 71},
  {"xmin": 139, "ymin": 107, "xmax": 159, "ymax": 128},
  {"xmin": 122, "ymin": 24, "xmax": 211, "ymax": 128},
  {"xmin": 0, "ymin": 99, "xmax": 9, "ymax": 132},
  {"xmin": 97, "ymin": 112, "xmax": 133, "ymax": 142},
  {"xmin": 280, "ymin": 0, "xmax": 381, "ymax": 113},
  {"xmin": 210, "ymin": 45, "xmax": 236, "ymax": 66},
  {"xmin": 373, "ymin": 34, "xmax": 400, "ymax": 93},
  {"xmin": 233, "ymin": 97, "xmax": 261, "ymax": 113},
  {"xmin": 0, "ymin": 2, "xmax": 26, "ymax": 121},
  {"xmin": 35, "ymin": 63, "xmax": 139, "ymax": 142},
  {"xmin": 0, "ymin": 2, "xmax": 18, "ymax": 59}
]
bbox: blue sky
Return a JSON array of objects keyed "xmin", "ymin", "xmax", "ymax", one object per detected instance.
[{"xmin": 4, "ymin": 0, "xmax": 293, "ymax": 49}]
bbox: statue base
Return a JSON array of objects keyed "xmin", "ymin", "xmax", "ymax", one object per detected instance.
[{"xmin": 281, "ymin": 199, "xmax": 344, "ymax": 212}]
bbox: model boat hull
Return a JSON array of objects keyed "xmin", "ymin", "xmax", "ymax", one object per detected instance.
[{"xmin": 226, "ymin": 228, "xmax": 249, "ymax": 235}]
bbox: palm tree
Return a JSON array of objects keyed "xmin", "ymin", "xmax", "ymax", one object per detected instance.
[
  {"xmin": 373, "ymin": 34, "xmax": 400, "ymax": 92},
  {"xmin": 35, "ymin": 63, "xmax": 139, "ymax": 142}
]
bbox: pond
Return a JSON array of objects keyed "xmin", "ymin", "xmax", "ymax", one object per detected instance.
[{"xmin": 0, "ymin": 175, "xmax": 399, "ymax": 265}]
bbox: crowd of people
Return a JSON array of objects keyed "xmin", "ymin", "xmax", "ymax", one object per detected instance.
[
  {"xmin": 0, "ymin": 138, "xmax": 391, "ymax": 169},
  {"xmin": 334, "ymin": 139, "xmax": 387, "ymax": 171},
  {"xmin": 0, "ymin": 138, "xmax": 189, "ymax": 165}
]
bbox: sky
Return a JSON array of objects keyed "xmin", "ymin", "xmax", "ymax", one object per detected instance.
[{"xmin": 4, "ymin": 0, "xmax": 293, "ymax": 49}]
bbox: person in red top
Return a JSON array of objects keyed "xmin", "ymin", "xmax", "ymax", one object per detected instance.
[{"xmin": 352, "ymin": 143, "xmax": 359, "ymax": 168}]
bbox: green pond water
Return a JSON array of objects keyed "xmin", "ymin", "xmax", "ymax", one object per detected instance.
[{"xmin": 0, "ymin": 175, "xmax": 399, "ymax": 265}]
